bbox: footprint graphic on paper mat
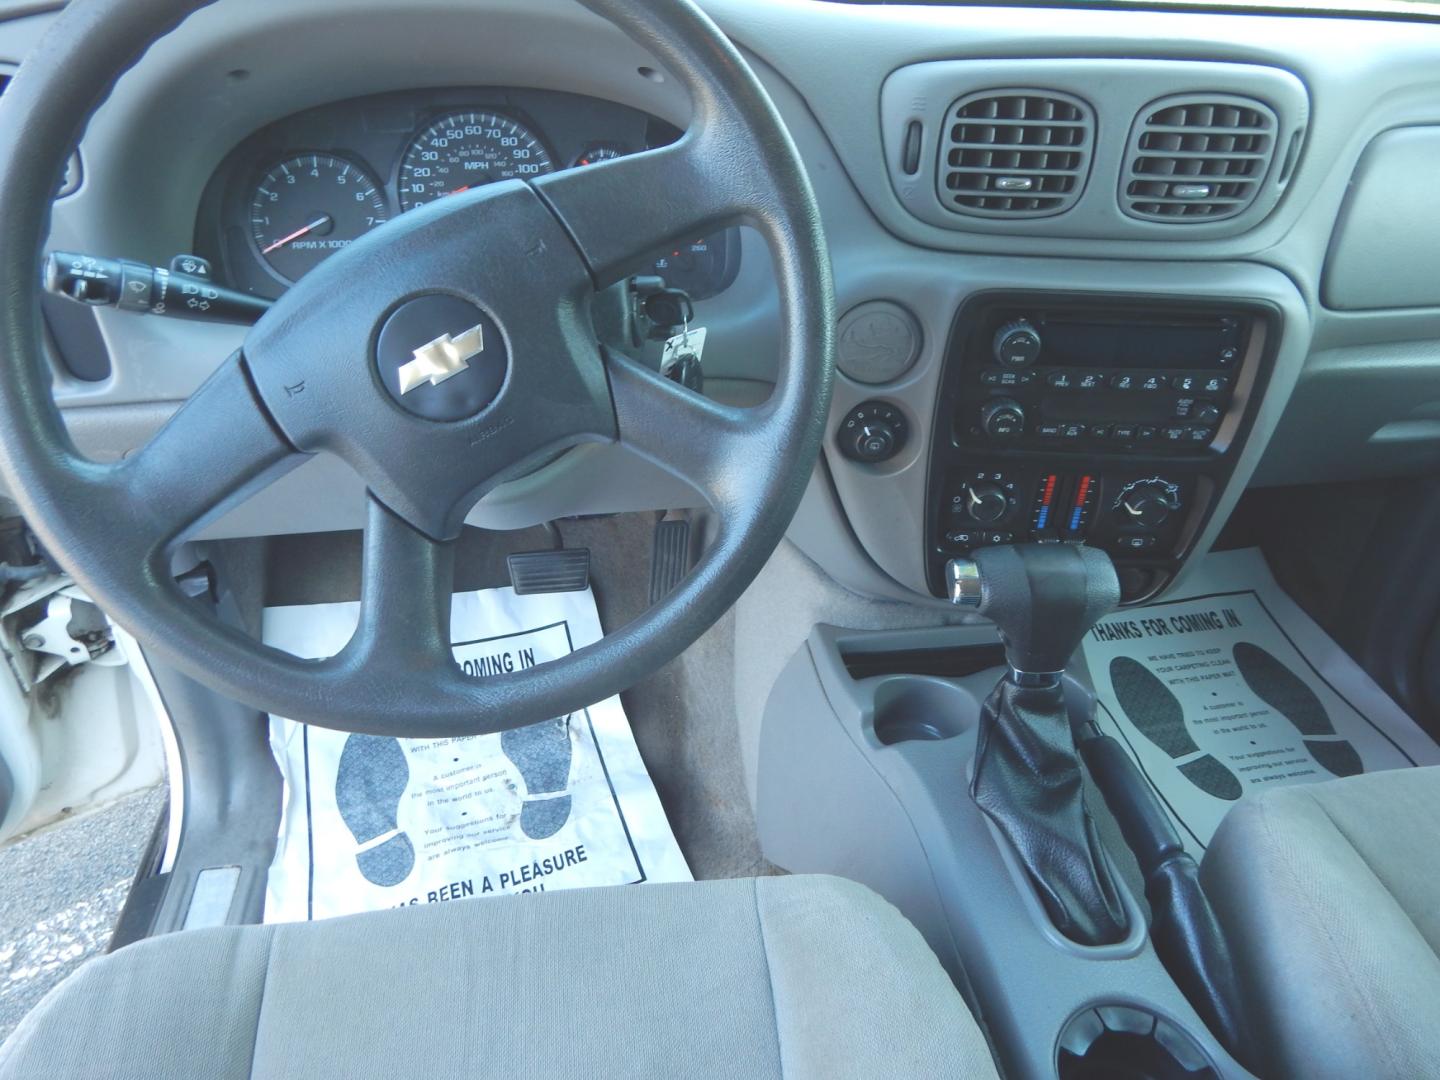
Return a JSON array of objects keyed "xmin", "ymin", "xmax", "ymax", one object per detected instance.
[
  {"xmin": 336, "ymin": 734, "xmax": 415, "ymax": 887},
  {"xmin": 1109, "ymin": 656, "xmax": 1242, "ymax": 801},
  {"xmin": 502, "ymin": 717, "xmax": 573, "ymax": 840},
  {"xmin": 1232, "ymin": 642, "xmax": 1364, "ymax": 778}
]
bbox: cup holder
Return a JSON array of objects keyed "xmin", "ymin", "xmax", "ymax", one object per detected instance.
[
  {"xmin": 869, "ymin": 677, "xmax": 978, "ymax": 746},
  {"xmin": 1057, "ymin": 1005, "xmax": 1217, "ymax": 1080}
]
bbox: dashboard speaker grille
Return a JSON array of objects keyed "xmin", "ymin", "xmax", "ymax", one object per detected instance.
[
  {"xmin": 937, "ymin": 90, "xmax": 1094, "ymax": 218},
  {"xmin": 1122, "ymin": 94, "xmax": 1279, "ymax": 222}
]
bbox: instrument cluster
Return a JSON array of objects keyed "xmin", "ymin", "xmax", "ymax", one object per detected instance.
[{"xmin": 196, "ymin": 86, "xmax": 740, "ymax": 301}]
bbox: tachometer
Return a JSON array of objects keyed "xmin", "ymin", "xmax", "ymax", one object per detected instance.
[
  {"xmin": 249, "ymin": 154, "xmax": 388, "ymax": 283},
  {"xmin": 398, "ymin": 111, "xmax": 555, "ymax": 212}
]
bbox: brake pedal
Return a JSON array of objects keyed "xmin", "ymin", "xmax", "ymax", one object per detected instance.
[
  {"xmin": 649, "ymin": 519, "xmax": 691, "ymax": 605},
  {"xmin": 507, "ymin": 549, "xmax": 591, "ymax": 595}
]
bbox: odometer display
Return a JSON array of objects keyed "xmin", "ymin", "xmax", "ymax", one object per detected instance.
[{"xmin": 399, "ymin": 111, "xmax": 555, "ymax": 212}]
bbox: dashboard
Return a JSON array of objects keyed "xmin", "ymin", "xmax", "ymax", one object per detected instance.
[
  {"xmin": 195, "ymin": 86, "xmax": 740, "ymax": 300},
  {"xmin": 4, "ymin": 0, "xmax": 1440, "ymax": 611}
]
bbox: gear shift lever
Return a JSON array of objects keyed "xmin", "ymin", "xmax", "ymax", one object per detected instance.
[{"xmin": 949, "ymin": 544, "xmax": 1129, "ymax": 946}]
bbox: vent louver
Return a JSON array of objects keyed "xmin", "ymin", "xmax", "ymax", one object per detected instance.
[
  {"xmin": 937, "ymin": 90, "xmax": 1094, "ymax": 218},
  {"xmin": 1122, "ymin": 94, "xmax": 1279, "ymax": 222}
]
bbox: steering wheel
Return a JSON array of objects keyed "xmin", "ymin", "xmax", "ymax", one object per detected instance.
[{"xmin": 0, "ymin": 0, "xmax": 833, "ymax": 736}]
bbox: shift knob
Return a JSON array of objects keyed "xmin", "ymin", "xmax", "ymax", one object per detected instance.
[{"xmin": 948, "ymin": 544, "xmax": 1120, "ymax": 678}]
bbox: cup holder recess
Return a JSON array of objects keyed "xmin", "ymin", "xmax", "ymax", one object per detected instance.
[
  {"xmin": 869, "ymin": 677, "xmax": 978, "ymax": 746},
  {"xmin": 1057, "ymin": 1004, "xmax": 1217, "ymax": 1080}
]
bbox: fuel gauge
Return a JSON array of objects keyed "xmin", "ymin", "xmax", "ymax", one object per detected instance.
[
  {"xmin": 571, "ymin": 142, "xmax": 629, "ymax": 168},
  {"xmin": 651, "ymin": 234, "xmax": 730, "ymax": 300}
]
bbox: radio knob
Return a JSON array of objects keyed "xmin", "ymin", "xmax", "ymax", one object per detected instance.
[
  {"xmin": 993, "ymin": 319, "xmax": 1042, "ymax": 367},
  {"xmin": 980, "ymin": 397, "xmax": 1026, "ymax": 438},
  {"xmin": 1114, "ymin": 479, "xmax": 1181, "ymax": 529},
  {"xmin": 1193, "ymin": 402, "xmax": 1223, "ymax": 426},
  {"xmin": 963, "ymin": 481, "xmax": 1010, "ymax": 523}
]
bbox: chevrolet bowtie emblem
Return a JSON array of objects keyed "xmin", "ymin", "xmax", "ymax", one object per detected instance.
[{"xmin": 397, "ymin": 324, "xmax": 485, "ymax": 395}]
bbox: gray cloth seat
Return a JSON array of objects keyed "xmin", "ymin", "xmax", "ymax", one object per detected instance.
[
  {"xmin": 0, "ymin": 874, "xmax": 998, "ymax": 1079},
  {"xmin": 1201, "ymin": 766, "xmax": 1440, "ymax": 1080}
]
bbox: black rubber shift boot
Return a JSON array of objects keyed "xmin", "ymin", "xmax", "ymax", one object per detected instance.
[{"xmin": 972, "ymin": 677, "xmax": 1129, "ymax": 946}]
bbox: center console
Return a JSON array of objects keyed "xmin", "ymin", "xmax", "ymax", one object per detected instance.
[{"xmin": 919, "ymin": 292, "xmax": 1277, "ymax": 603}]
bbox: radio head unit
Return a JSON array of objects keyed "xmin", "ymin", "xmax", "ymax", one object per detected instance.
[{"xmin": 959, "ymin": 303, "xmax": 1249, "ymax": 454}]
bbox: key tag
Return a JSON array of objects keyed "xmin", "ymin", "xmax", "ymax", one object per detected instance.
[{"xmin": 661, "ymin": 320, "xmax": 706, "ymax": 378}]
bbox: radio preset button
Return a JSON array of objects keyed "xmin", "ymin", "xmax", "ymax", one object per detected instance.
[
  {"xmin": 1140, "ymin": 376, "xmax": 1166, "ymax": 392},
  {"xmin": 1077, "ymin": 373, "xmax": 1104, "ymax": 390},
  {"xmin": 1110, "ymin": 373, "xmax": 1136, "ymax": 391},
  {"xmin": 981, "ymin": 369, "xmax": 1035, "ymax": 387},
  {"xmin": 1172, "ymin": 375, "xmax": 1199, "ymax": 392},
  {"xmin": 1046, "ymin": 372, "xmax": 1074, "ymax": 389},
  {"xmin": 1202, "ymin": 376, "xmax": 1230, "ymax": 393}
]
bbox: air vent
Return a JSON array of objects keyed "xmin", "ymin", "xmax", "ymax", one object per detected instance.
[
  {"xmin": 1122, "ymin": 94, "xmax": 1279, "ymax": 222},
  {"xmin": 937, "ymin": 90, "xmax": 1094, "ymax": 218}
]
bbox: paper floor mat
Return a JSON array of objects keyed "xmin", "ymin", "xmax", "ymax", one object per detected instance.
[
  {"xmin": 261, "ymin": 586, "xmax": 690, "ymax": 923},
  {"xmin": 1080, "ymin": 547, "xmax": 1440, "ymax": 853}
]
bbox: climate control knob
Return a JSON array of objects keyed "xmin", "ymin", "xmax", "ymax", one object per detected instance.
[
  {"xmin": 963, "ymin": 481, "xmax": 1010, "ymax": 523},
  {"xmin": 1114, "ymin": 479, "xmax": 1181, "ymax": 529},
  {"xmin": 993, "ymin": 319, "xmax": 1042, "ymax": 367},
  {"xmin": 980, "ymin": 397, "xmax": 1026, "ymax": 438}
]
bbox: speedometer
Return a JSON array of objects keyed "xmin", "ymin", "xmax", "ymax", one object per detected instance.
[{"xmin": 398, "ymin": 111, "xmax": 555, "ymax": 212}]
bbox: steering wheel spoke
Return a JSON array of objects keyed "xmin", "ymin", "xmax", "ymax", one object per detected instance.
[
  {"xmin": 605, "ymin": 349, "xmax": 764, "ymax": 515},
  {"xmin": 336, "ymin": 495, "xmax": 460, "ymax": 679},
  {"xmin": 108, "ymin": 354, "xmax": 302, "ymax": 555},
  {"xmin": 534, "ymin": 128, "xmax": 756, "ymax": 286}
]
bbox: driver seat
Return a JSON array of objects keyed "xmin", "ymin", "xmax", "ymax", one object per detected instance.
[{"xmin": 0, "ymin": 874, "xmax": 998, "ymax": 1078}]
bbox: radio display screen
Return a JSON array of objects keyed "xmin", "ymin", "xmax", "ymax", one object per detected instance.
[{"xmin": 1035, "ymin": 315, "xmax": 1238, "ymax": 370}]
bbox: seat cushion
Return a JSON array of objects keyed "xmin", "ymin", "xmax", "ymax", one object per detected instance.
[
  {"xmin": 1201, "ymin": 767, "xmax": 1440, "ymax": 1080},
  {"xmin": 0, "ymin": 874, "xmax": 997, "ymax": 1079}
]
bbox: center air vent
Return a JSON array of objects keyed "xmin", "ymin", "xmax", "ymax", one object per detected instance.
[
  {"xmin": 1122, "ymin": 94, "xmax": 1279, "ymax": 222},
  {"xmin": 937, "ymin": 90, "xmax": 1094, "ymax": 219}
]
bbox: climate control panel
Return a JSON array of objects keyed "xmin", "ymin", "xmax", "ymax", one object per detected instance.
[{"xmin": 939, "ymin": 467, "xmax": 1190, "ymax": 551}]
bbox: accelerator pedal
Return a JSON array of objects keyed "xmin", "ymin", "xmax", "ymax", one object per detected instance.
[
  {"xmin": 507, "ymin": 548, "xmax": 591, "ymax": 595},
  {"xmin": 649, "ymin": 518, "xmax": 692, "ymax": 605}
]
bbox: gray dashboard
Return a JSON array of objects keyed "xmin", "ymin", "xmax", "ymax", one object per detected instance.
[{"xmin": 3, "ymin": 0, "xmax": 1440, "ymax": 608}]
